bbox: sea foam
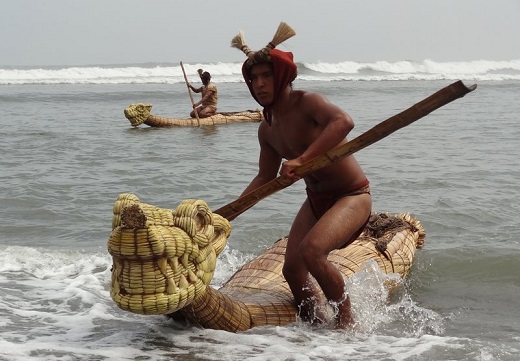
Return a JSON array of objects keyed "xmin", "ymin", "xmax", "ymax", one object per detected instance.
[{"xmin": 1, "ymin": 59, "xmax": 519, "ymax": 85}]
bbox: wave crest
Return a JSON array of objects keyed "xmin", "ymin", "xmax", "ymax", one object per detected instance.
[{"xmin": 1, "ymin": 59, "xmax": 519, "ymax": 85}]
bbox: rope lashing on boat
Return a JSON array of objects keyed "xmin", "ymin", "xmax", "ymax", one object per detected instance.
[{"xmin": 362, "ymin": 212, "xmax": 424, "ymax": 272}]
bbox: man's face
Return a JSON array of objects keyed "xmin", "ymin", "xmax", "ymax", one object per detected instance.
[{"xmin": 249, "ymin": 63, "xmax": 274, "ymax": 106}]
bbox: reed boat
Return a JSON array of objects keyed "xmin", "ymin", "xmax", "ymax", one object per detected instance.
[
  {"xmin": 107, "ymin": 83, "xmax": 478, "ymax": 332},
  {"xmin": 124, "ymin": 103, "xmax": 264, "ymax": 127},
  {"xmin": 108, "ymin": 194, "xmax": 425, "ymax": 332}
]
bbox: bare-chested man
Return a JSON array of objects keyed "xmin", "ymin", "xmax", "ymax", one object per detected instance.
[
  {"xmin": 230, "ymin": 23, "xmax": 372, "ymax": 327},
  {"xmin": 230, "ymin": 24, "xmax": 372, "ymax": 327},
  {"xmin": 230, "ymin": 29, "xmax": 371, "ymax": 328},
  {"xmin": 188, "ymin": 70, "xmax": 218, "ymax": 118}
]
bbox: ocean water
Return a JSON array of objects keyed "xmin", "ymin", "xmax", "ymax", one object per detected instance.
[{"xmin": 1, "ymin": 60, "xmax": 519, "ymax": 360}]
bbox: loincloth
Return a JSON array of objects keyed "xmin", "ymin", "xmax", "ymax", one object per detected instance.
[
  {"xmin": 306, "ymin": 179, "xmax": 370, "ymax": 219},
  {"xmin": 306, "ymin": 179, "xmax": 371, "ymax": 247}
]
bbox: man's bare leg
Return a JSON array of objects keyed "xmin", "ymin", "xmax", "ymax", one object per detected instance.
[
  {"xmin": 304, "ymin": 251, "xmax": 354, "ymax": 328},
  {"xmin": 300, "ymin": 194, "xmax": 371, "ymax": 328},
  {"xmin": 294, "ymin": 278, "xmax": 325, "ymax": 323},
  {"xmin": 198, "ymin": 106, "xmax": 216, "ymax": 118},
  {"xmin": 283, "ymin": 200, "xmax": 325, "ymax": 324},
  {"xmin": 335, "ymin": 294, "xmax": 353, "ymax": 328}
]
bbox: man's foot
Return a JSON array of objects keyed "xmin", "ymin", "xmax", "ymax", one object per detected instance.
[
  {"xmin": 298, "ymin": 296, "xmax": 327, "ymax": 325},
  {"xmin": 334, "ymin": 296, "xmax": 354, "ymax": 329}
]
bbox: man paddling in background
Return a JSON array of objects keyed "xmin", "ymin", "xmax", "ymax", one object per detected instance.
[
  {"xmin": 229, "ymin": 22, "xmax": 372, "ymax": 328},
  {"xmin": 188, "ymin": 69, "xmax": 218, "ymax": 118}
]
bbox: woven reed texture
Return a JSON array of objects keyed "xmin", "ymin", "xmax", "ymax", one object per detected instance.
[
  {"xmin": 108, "ymin": 194, "xmax": 231, "ymax": 315},
  {"xmin": 123, "ymin": 103, "xmax": 263, "ymax": 127},
  {"xmin": 108, "ymin": 194, "xmax": 425, "ymax": 332},
  {"xmin": 124, "ymin": 103, "xmax": 153, "ymax": 126}
]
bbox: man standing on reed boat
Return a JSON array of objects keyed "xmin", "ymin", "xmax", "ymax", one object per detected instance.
[
  {"xmin": 188, "ymin": 69, "xmax": 218, "ymax": 118},
  {"xmin": 229, "ymin": 22, "xmax": 372, "ymax": 328}
]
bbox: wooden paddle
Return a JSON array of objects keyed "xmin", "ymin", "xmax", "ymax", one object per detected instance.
[
  {"xmin": 215, "ymin": 80, "xmax": 477, "ymax": 220},
  {"xmin": 180, "ymin": 61, "xmax": 200, "ymax": 127}
]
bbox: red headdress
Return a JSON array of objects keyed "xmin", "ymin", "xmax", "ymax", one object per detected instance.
[{"xmin": 231, "ymin": 22, "xmax": 297, "ymax": 125}]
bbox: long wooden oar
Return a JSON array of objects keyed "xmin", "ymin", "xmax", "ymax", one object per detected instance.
[
  {"xmin": 215, "ymin": 80, "xmax": 477, "ymax": 220},
  {"xmin": 180, "ymin": 61, "xmax": 200, "ymax": 127}
]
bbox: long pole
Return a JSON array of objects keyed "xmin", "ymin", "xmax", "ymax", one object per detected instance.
[
  {"xmin": 215, "ymin": 80, "xmax": 477, "ymax": 220},
  {"xmin": 180, "ymin": 61, "xmax": 200, "ymax": 127}
]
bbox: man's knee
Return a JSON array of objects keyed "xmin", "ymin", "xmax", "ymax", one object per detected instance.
[
  {"xmin": 299, "ymin": 239, "xmax": 324, "ymax": 266},
  {"xmin": 202, "ymin": 109, "xmax": 216, "ymax": 117}
]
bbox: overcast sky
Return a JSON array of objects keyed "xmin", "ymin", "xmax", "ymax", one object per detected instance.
[{"xmin": 2, "ymin": 0, "xmax": 519, "ymax": 66}]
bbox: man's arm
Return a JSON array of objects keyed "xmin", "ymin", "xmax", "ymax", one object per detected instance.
[
  {"xmin": 242, "ymin": 122, "xmax": 282, "ymax": 194},
  {"xmin": 189, "ymin": 84, "xmax": 203, "ymax": 93},
  {"xmin": 300, "ymin": 92, "xmax": 353, "ymax": 163},
  {"xmin": 227, "ymin": 123, "xmax": 282, "ymax": 220},
  {"xmin": 281, "ymin": 92, "xmax": 353, "ymax": 180}
]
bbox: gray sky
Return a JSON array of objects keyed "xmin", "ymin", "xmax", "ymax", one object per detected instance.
[{"xmin": 2, "ymin": 0, "xmax": 519, "ymax": 66}]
